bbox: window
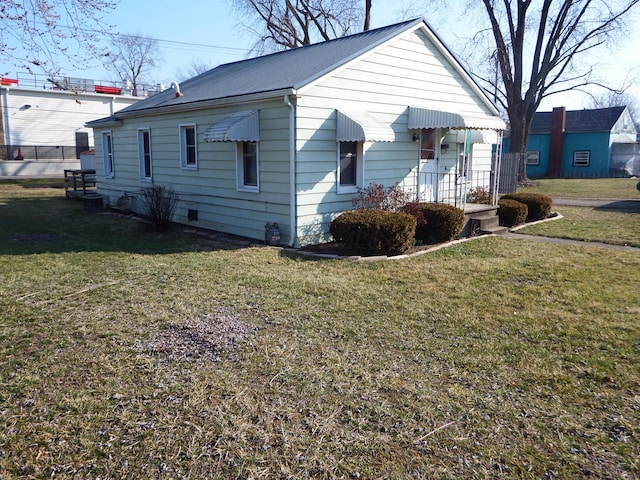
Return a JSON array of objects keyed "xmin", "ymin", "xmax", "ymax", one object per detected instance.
[
  {"xmin": 338, "ymin": 141, "xmax": 363, "ymax": 192},
  {"xmin": 237, "ymin": 141, "xmax": 259, "ymax": 191},
  {"xmin": 573, "ymin": 150, "xmax": 590, "ymax": 167},
  {"xmin": 526, "ymin": 151, "xmax": 540, "ymax": 166},
  {"xmin": 420, "ymin": 128, "xmax": 436, "ymax": 160},
  {"xmin": 102, "ymin": 131, "xmax": 114, "ymax": 177},
  {"xmin": 138, "ymin": 128, "xmax": 152, "ymax": 180},
  {"xmin": 180, "ymin": 124, "xmax": 197, "ymax": 168}
]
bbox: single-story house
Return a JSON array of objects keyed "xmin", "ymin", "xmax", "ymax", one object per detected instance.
[
  {"xmin": 87, "ymin": 17, "xmax": 507, "ymax": 247},
  {"xmin": 504, "ymin": 106, "xmax": 639, "ymax": 178}
]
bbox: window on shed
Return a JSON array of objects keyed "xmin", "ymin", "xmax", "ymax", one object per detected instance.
[
  {"xmin": 138, "ymin": 129, "xmax": 152, "ymax": 180},
  {"xmin": 180, "ymin": 124, "xmax": 197, "ymax": 168},
  {"xmin": 237, "ymin": 141, "xmax": 259, "ymax": 191},
  {"xmin": 526, "ymin": 151, "xmax": 540, "ymax": 165},
  {"xmin": 573, "ymin": 150, "xmax": 590, "ymax": 167},
  {"xmin": 102, "ymin": 131, "xmax": 114, "ymax": 177}
]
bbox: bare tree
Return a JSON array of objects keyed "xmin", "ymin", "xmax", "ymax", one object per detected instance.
[
  {"xmin": 107, "ymin": 33, "xmax": 161, "ymax": 90},
  {"xmin": 1, "ymin": 0, "xmax": 116, "ymax": 75},
  {"xmin": 588, "ymin": 90, "xmax": 640, "ymax": 130},
  {"xmin": 231, "ymin": 0, "xmax": 373, "ymax": 52},
  {"xmin": 473, "ymin": 0, "xmax": 640, "ymax": 183},
  {"xmin": 177, "ymin": 60, "xmax": 216, "ymax": 82}
]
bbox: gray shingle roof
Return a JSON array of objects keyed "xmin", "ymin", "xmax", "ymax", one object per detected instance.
[
  {"xmin": 530, "ymin": 106, "xmax": 626, "ymax": 134},
  {"xmin": 111, "ymin": 18, "xmax": 424, "ymax": 117}
]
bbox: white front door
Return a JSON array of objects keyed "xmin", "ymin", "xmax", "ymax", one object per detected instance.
[{"xmin": 418, "ymin": 128, "xmax": 440, "ymax": 202}]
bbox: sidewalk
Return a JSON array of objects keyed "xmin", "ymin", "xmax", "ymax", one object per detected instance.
[{"xmin": 552, "ymin": 197, "xmax": 640, "ymax": 210}]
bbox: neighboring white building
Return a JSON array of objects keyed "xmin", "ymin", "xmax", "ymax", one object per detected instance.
[
  {"xmin": 87, "ymin": 18, "xmax": 506, "ymax": 247},
  {"xmin": 1, "ymin": 76, "xmax": 141, "ymax": 176}
]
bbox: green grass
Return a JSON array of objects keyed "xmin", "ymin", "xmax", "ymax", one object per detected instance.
[
  {"xmin": 520, "ymin": 178, "xmax": 640, "ymax": 199},
  {"xmin": 1, "ymin": 183, "xmax": 639, "ymax": 478},
  {"xmin": 517, "ymin": 205, "xmax": 640, "ymax": 247}
]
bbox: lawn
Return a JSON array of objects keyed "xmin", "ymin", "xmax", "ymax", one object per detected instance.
[
  {"xmin": 1, "ymin": 183, "xmax": 639, "ymax": 478},
  {"xmin": 519, "ymin": 177, "xmax": 640, "ymax": 199}
]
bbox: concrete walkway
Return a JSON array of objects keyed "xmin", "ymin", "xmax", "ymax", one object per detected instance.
[{"xmin": 552, "ymin": 197, "xmax": 640, "ymax": 210}]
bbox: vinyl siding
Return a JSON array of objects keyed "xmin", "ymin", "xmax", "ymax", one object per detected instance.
[
  {"xmin": 93, "ymin": 99, "xmax": 292, "ymax": 242},
  {"xmin": 294, "ymin": 29, "xmax": 497, "ymax": 244}
]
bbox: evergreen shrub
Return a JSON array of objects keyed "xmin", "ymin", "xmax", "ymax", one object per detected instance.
[
  {"xmin": 402, "ymin": 202, "xmax": 464, "ymax": 243},
  {"xmin": 500, "ymin": 193, "xmax": 552, "ymax": 221},
  {"xmin": 330, "ymin": 209, "xmax": 416, "ymax": 256},
  {"xmin": 498, "ymin": 198, "xmax": 528, "ymax": 227}
]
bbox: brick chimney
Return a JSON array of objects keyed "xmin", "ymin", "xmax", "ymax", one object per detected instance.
[{"xmin": 547, "ymin": 106, "xmax": 566, "ymax": 176}]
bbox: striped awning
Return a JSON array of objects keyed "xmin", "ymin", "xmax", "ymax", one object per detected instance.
[
  {"xmin": 337, "ymin": 110, "xmax": 395, "ymax": 142},
  {"xmin": 204, "ymin": 110, "xmax": 259, "ymax": 142},
  {"xmin": 408, "ymin": 107, "xmax": 506, "ymax": 131},
  {"xmin": 456, "ymin": 129, "xmax": 500, "ymax": 144}
]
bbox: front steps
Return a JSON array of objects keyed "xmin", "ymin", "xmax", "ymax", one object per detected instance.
[{"xmin": 463, "ymin": 205, "xmax": 509, "ymax": 236}]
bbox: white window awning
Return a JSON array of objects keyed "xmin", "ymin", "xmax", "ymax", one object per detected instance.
[
  {"xmin": 204, "ymin": 110, "xmax": 259, "ymax": 142},
  {"xmin": 456, "ymin": 129, "xmax": 500, "ymax": 144},
  {"xmin": 337, "ymin": 110, "xmax": 395, "ymax": 142},
  {"xmin": 408, "ymin": 107, "xmax": 506, "ymax": 131}
]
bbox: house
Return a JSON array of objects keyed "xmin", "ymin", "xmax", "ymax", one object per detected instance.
[
  {"xmin": 86, "ymin": 18, "xmax": 507, "ymax": 247},
  {"xmin": 510, "ymin": 106, "xmax": 639, "ymax": 178},
  {"xmin": 0, "ymin": 74, "xmax": 142, "ymax": 176}
]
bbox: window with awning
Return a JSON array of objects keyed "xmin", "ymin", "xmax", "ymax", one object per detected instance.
[
  {"xmin": 204, "ymin": 110, "xmax": 260, "ymax": 142},
  {"xmin": 336, "ymin": 110, "xmax": 395, "ymax": 142}
]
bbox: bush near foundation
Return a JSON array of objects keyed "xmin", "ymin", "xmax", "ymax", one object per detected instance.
[
  {"xmin": 330, "ymin": 209, "xmax": 416, "ymax": 256},
  {"xmin": 500, "ymin": 192, "xmax": 552, "ymax": 221},
  {"xmin": 498, "ymin": 198, "xmax": 528, "ymax": 227},
  {"xmin": 402, "ymin": 202, "xmax": 464, "ymax": 243}
]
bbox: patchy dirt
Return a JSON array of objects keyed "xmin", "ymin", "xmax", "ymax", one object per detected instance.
[
  {"xmin": 136, "ymin": 307, "xmax": 258, "ymax": 362},
  {"xmin": 299, "ymin": 241, "xmax": 443, "ymax": 257}
]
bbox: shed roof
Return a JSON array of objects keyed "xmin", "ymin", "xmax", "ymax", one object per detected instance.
[
  {"xmin": 88, "ymin": 17, "xmax": 499, "ymax": 124},
  {"xmin": 530, "ymin": 106, "xmax": 627, "ymax": 134}
]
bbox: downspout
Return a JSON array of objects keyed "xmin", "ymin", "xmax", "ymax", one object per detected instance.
[
  {"xmin": 1, "ymin": 87, "xmax": 11, "ymax": 152},
  {"xmin": 284, "ymin": 94, "xmax": 297, "ymax": 247}
]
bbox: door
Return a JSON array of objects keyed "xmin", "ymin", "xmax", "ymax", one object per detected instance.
[
  {"xmin": 418, "ymin": 128, "xmax": 439, "ymax": 202},
  {"xmin": 75, "ymin": 132, "xmax": 90, "ymax": 159}
]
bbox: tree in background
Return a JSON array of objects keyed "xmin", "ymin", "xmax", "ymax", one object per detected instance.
[
  {"xmin": 588, "ymin": 90, "xmax": 640, "ymax": 131},
  {"xmin": 0, "ymin": 0, "xmax": 116, "ymax": 75},
  {"xmin": 231, "ymin": 0, "xmax": 373, "ymax": 52},
  {"xmin": 107, "ymin": 33, "xmax": 161, "ymax": 91},
  {"xmin": 473, "ymin": 0, "xmax": 639, "ymax": 183}
]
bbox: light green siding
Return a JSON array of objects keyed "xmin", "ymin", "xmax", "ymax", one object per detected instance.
[
  {"xmin": 293, "ymin": 29, "xmax": 497, "ymax": 245},
  {"xmin": 93, "ymin": 99, "xmax": 292, "ymax": 243}
]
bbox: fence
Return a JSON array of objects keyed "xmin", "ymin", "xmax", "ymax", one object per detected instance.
[{"xmin": 0, "ymin": 145, "xmax": 84, "ymax": 161}]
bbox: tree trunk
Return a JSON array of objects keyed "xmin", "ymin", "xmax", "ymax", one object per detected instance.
[{"xmin": 363, "ymin": 0, "xmax": 371, "ymax": 31}]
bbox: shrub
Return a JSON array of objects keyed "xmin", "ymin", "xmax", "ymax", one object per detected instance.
[
  {"xmin": 402, "ymin": 202, "xmax": 464, "ymax": 243},
  {"xmin": 330, "ymin": 209, "xmax": 416, "ymax": 256},
  {"xmin": 138, "ymin": 185, "xmax": 179, "ymax": 231},
  {"xmin": 467, "ymin": 186, "xmax": 491, "ymax": 204},
  {"xmin": 351, "ymin": 182, "xmax": 414, "ymax": 212},
  {"xmin": 498, "ymin": 198, "xmax": 528, "ymax": 227},
  {"xmin": 500, "ymin": 192, "xmax": 552, "ymax": 221}
]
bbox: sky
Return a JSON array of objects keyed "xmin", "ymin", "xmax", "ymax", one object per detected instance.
[{"xmin": 5, "ymin": 0, "xmax": 640, "ymax": 112}]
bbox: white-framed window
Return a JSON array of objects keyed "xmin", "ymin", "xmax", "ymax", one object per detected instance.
[
  {"xmin": 526, "ymin": 151, "xmax": 540, "ymax": 166},
  {"xmin": 337, "ymin": 141, "xmax": 363, "ymax": 193},
  {"xmin": 137, "ymin": 128, "xmax": 152, "ymax": 181},
  {"xmin": 102, "ymin": 131, "xmax": 114, "ymax": 177},
  {"xmin": 573, "ymin": 150, "xmax": 590, "ymax": 167},
  {"xmin": 179, "ymin": 124, "xmax": 197, "ymax": 169},
  {"xmin": 236, "ymin": 141, "xmax": 259, "ymax": 191}
]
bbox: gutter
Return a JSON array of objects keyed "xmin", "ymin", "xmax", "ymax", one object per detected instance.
[{"xmin": 284, "ymin": 94, "xmax": 297, "ymax": 247}]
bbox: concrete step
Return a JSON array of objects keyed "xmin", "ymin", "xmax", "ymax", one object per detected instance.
[{"xmin": 481, "ymin": 225, "xmax": 509, "ymax": 235}]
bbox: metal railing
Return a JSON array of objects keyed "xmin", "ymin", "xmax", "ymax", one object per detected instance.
[
  {"xmin": 0, "ymin": 145, "xmax": 87, "ymax": 161},
  {"xmin": 417, "ymin": 165, "xmax": 520, "ymax": 209},
  {"xmin": 6, "ymin": 72, "xmax": 163, "ymax": 97}
]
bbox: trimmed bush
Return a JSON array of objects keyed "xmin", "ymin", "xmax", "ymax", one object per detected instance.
[
  {"xmin": 498, "ymin": 198, "xmax": 528, "ymax": 227},
  {"xmin": 500, "ymin": 192, "xmax": 552, "ymax": 221},
  {"xmin": 329, "ymin": 209, "xmax": 416, "ymax": 256},
  {"xmin": 402, "ymin": 202, "xmax": 464, "ymax": 243}
]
